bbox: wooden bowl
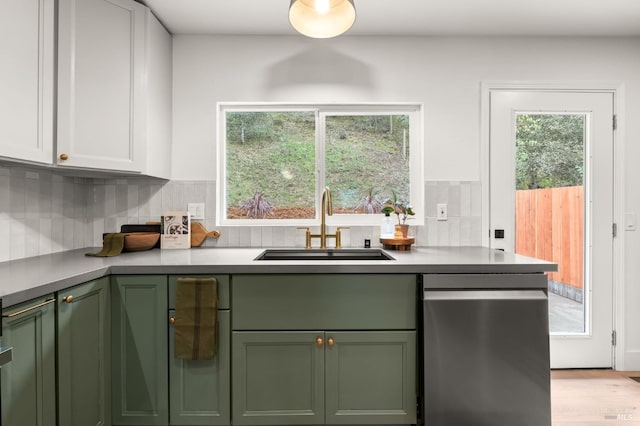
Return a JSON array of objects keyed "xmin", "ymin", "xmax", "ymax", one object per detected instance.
[{"xmin": 123, "ymin": 232, "xmax": 160, "ymax": 252}]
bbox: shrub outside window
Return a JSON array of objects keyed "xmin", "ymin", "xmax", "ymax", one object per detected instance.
[{"xmin": 218, "ymin": 103, "xmax": 423, "ymax": 227}]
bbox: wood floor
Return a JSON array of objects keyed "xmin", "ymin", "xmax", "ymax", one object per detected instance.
[{"xmin": 551, "ymin": 370, "xmax": 640, "ymax": 425}]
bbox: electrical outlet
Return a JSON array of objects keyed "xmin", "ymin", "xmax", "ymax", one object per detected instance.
[
  {"xmin": 188, "ymin": 203, "xmax": 205, "ymax": 220},
  {"xmin": 437, "ymin": 203, "xmax": 448, "ymax": 221}
]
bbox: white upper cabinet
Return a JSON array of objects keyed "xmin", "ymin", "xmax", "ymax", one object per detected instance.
[
  {"xmin": 57, "ymin": 0, "xmax": 172, "ymax": 178},
  {"xmin": 0, "ymin": 0, "xmax": 55, "ymax": 164},
  {"xmin": 57, "ymin": 0, "xmax": 147, "ymax": 173}
]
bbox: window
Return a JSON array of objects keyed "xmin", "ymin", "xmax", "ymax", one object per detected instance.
[{"xmin": 218, "ymin": 103, "xmax": 423, "ymax": 227}]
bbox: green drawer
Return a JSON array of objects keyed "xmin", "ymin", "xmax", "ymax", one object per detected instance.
[
  {"xmin": 169, "ymin": 275, "xmax": 230, "ymax": 310},
  {"xmin": 232, "ymin": 274, "xmax": 416, "ymax": 330}
]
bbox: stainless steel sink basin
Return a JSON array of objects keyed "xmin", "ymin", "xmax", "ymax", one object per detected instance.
[{"xmin": 255, "ymin": 248, "xmax": 395, "ymax": 261}]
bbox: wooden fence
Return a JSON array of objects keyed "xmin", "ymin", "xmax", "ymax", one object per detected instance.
[{"xmin": 515, "ymin": 186, "xmax": 583, "ymax": 289}]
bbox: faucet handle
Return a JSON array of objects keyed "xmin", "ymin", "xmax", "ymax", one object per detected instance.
[
  {"xmin": 335, "ymin": 227, "xmax": 350, "ymax": 249},
  {"xmin": 297, "ymin": 227, "xmax": 311, "ymax": 249}
]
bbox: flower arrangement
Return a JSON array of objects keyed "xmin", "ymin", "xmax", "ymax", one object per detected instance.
[{"xmin": 381, "ymin": 191, "xmax": 415, "ymax": 225}]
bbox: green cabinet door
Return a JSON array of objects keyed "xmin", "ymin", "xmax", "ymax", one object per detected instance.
[
  {"xmin": 232, "ymin": 331, "xmax": 325, "ymax": 425},
  {"xmin": 111, "ymin": 275, "xmax": 168, "ymax": 425},
  {"xmin": 169, "ymin": 310, "xmax": 230, "ymax": 425},
  {"xmin": 324, "ymin": 331, "xmax": 417, "ymax": 425},
  {"xmin": 58, "ymin": 277, "xmax": 110, "ymax": 426},
  {"xmin": 1, "ymin": 295, "xmax": 56, "ymax": 426}
]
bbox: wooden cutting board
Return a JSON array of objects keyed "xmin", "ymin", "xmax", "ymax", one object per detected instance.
[{"xmin": 190, "ymin": 222, "xmax": 221, "ymax": 247}]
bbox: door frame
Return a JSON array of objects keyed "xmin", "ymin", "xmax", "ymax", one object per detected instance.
[{"xmin": 480, "ymin": 81, "xmax": 626, "ymax": 369}]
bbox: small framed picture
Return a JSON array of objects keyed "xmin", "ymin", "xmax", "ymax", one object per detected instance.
[{"xmin": 161, "ymin": 211, "xmax": 191, "ymax": 249}]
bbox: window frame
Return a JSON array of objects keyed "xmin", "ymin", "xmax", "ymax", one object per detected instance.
[{"xmin": 217, "ymin": 102, "xmax": 424, "ymax": 227}]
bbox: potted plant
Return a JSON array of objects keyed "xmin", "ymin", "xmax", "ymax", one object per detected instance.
[{"xmin": 382, "ymin": 191, "xmax": 415, "ymax": 238}]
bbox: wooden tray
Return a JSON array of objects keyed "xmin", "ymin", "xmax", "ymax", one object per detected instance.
[{"xmin": 380, "ymin": 236, "xmax": 415, "ymax": 251}]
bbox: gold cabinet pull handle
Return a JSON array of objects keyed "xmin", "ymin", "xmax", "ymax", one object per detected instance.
[
  {"xmin": 2, "ymin": 298, "xmax": 55, "ymax": 318},
  {"xmin": 315, "ymin": 337, "xmax": 323, "ymax": 346},
  {"xmin": 169, "ymin": 317, "xmax": 176, "ymax": 324},
  {"xmin": 59, "ymin": 153, "xmax": 69, "ymax": 161},
  {"xmin": 327, "ymin": 337, "xmax": 335, "ymax": 347},
  {"xmin": 63, "ymin": 295, "xmax": 74, "ymax": 304}
]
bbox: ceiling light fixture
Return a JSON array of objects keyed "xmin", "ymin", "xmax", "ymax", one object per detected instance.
[{"xmin": 289, "ymin": 0, "xmax": 356, "ymax": 39}]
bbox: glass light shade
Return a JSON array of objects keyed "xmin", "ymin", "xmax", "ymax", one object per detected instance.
[{"xmin": 289, "ymin": 0, "xmax": 356, "ymax": 39}]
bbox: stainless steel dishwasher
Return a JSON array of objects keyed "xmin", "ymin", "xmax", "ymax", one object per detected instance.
[{"xmin": 423, "ymin": 274, "xmax": 551, "ymax": 426}]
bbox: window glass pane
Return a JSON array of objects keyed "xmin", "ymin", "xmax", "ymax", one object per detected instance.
[
  {"xmin": 325, "ymin": 115, "xmax": 411, "ymax": 215},
  {"xmin": 225, "ymin": 111, "xmax": 316, "ymax": 220},
  {"xmin": 514, "ymin": 113, "xmax": 586, "ymax": 334}
]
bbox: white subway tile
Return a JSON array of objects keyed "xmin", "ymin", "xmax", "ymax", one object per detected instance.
[
  {"xmin": 149, "ymin": 184, "xmax": 163, "ymax": 219},
  {"xmin": 127, "ymin": 184, "xmax": 139, "ymax": 218},
  {"xmin": 39, "ymin": 218, "xmax": 52, "ymax": 254},
  {"xmin": 25, "ymin": 218, "xmax": 40, "ymax": 257},
  {"xmin": 250, "ymin": 227, "xmax": 262, "ymax": 247},
  {"xmin": 51, "ymin": 178, "xmax": 64, "ymax": 218},
  {"xmin": 459, "ymin": 182, "xmax": 471, "ymax": 217},
  {"xmin": 104, "ymin": 184, "xmax": 116, "ymax": 217},
  {"xmin": 0, "ymin": 219, "xmax": 9, "ymax": 262},
  {"xmin": 39, "ymin": 174, "xmax": 52, "ymax": 218},
  {"xmin": 437, "ymin": 220, "xmax": 450, "ymax": 246},
  {"xmin": 138, "ymin": 182, "xmax": 151, "ymax": 218},
  {"xmin": 24, "ymin": 173, "xmax": 40, "ymax": 219},
  {"xmin": 448, "ymin": 183, "xmax": 460, "ymax": 217},
  {"xmin": 161, "ymin": 183, "xmax": 174, "ymax": 212},
  {"xmin": 261, "ymin": 227, "xmax": 273, "ymax": 247},
  {"xmin": 471, "ymin": 181, "xmax": 482, "ymax": 217},
  {"xmin": 10, "ymin": 221, "xmax": 26, "ymax": 260},
  {"xmin": 51, "ymin": 218, "xmax": 64, "ymax": 252},
  {"xmin": 426, "ymin": 218, "xmax": 438, "ymax": 246},
  {"xmin": 116, "ymin": 183, "xmax": 128, "ymax": 216},
  {"xmin": 10, "ymin": 176, "xmax": 26, "ymax": 219}
]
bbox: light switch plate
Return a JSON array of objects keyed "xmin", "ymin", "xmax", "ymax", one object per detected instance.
[
  {"xmin": 625, "ymin": 212, "xmax": 636, "ymax": 231},
  {"xmin": 437, "ymin": 203, "xmax": 448, "ymax": 221},
  {"xmin": 188, "ymin": 203, "xmax": 205, "ymax": 220}
]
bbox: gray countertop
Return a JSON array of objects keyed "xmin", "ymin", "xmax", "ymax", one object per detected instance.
[{"xmin": 0, "ymin": 246, "xmax": 557, "ymax": 308}]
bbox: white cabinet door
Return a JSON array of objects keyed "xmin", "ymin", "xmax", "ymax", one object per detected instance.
[
  {"xmin": 57, "ymin": 0, "xmax": 146, "ymax": 172},
  {"xmin": 0, "ymin": 0, "xmax": 54, "ymax": 164}
]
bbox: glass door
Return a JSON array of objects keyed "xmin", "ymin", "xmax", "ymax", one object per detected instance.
[{"xmin": 489, "ymin": 90, "xmax": 614, "ymax": 368}]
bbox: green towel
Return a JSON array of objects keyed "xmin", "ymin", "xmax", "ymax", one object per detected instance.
[
  {"xmin": 85, "ymin": 233, "xmax": 125, "ymax": 257},
  {"xmin": 175, "ymin": 277, "xmax": 217, "ymax": 360}
]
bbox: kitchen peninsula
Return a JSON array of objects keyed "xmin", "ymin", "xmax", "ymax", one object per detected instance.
[{"xmin": 1, "ymin": 246, "xmax": 556, "ymax": 426}]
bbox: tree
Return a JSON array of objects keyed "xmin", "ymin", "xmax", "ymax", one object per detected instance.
[{"xmin": 516, "ymin": 114, "xmax": 584, "ymax": 190}]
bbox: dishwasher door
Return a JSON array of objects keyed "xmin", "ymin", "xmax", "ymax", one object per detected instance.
[{"xmin": 424, "ymin": 288, "xmax": 550, "ymax": 426}]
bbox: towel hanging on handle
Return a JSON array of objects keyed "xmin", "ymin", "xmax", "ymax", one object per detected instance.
[{"xmin": 175, "ymin": 277, "xmax": 217, "ymax": 360}]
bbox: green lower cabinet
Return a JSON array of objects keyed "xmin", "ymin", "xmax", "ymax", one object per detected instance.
[
  {"xmin": 324, "ymin": 331, "xmax": 416, "ymax": 425},
  {"xmin": 111, "ymin": 275, "xmax": 169, "ymax": 425},
  {"xmin": 1, "ymin": 295, "xmax": 56, "ymax": 426},
  {"xmin": 232, "ymin": 331, "xmax": 325, "ymax": 425},
  {"xmin": 169, "ymin": 310, "xmax": 231, "ymax": 425},
  {"xmin": 232, "ymin": 330, "xmax": 416, "ymax": 426},
  {"xmin": 58, "ymin": 277, "xmax": 111, "ymax": 426}
]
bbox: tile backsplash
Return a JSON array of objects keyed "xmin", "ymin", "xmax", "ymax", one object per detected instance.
[{"xmin": 0, "ymin": 163, "xmax": 483, "ymax": 262}]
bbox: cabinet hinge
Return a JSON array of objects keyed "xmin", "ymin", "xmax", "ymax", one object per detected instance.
[
  {"xmin": 613, "ymin": 114, "xmax": 617, "ymax": 131},
  {"xmin": 613, "ymin": 223, "xmax": 618, "ymax": 237},
  {"xmin": 612, "ymin": 330, "xmax": 617, "ymax": 346}
]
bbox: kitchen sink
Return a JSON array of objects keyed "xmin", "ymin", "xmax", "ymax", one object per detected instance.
[{"xmin": 255, "ymin": 248, "xmax": 395, "ymax": 261}]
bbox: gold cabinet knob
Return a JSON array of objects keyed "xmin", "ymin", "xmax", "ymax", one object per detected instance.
[
  {"xmin": 327, "ymin": 337, "xmax": 335, "ymax": 347},
  {"xmin": 63, "ymin": 295, "xmax": 74, "ymax": 303},
  {"xmin": 59, "ymin": 153, "xmax": 69, "ymax": 161},
  {"xmin": 315, "ymin": 337, "xmax": 323, "ymax": 346},
  {"xmin": 169, "ymin": 317, "xmax": 176, "ymax": 324}
]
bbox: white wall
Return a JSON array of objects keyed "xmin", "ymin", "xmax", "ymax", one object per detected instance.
[{"xmin": 172, "ymin": 34, "xmax": 640, "ymax": 369}]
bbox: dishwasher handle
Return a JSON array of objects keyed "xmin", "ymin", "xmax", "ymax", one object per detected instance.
[{"xmin": 424, "ymin": 290, "xmax": 547, "ymax": 301}]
